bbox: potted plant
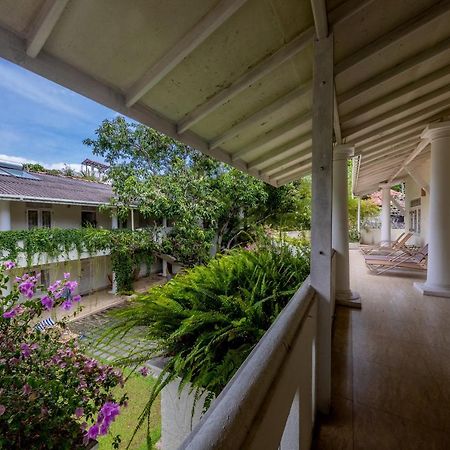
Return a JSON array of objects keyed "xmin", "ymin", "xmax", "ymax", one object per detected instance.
[{"xmin": 0, "ymin": 261, "xmax": 127, "ymax": 449}]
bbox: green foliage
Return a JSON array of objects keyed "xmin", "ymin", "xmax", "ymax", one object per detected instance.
[
  {"xmin": 0, "ymin": 228, "xmax": 156, "ymax": 292},
  {"xmin": 348, "ymin": 197, "xmax": 379, "ymax": 230},
  {"xmin": 23, "ymin": 163, "xmax": 62, "ymax": 176},
  {"xmin": 83, "ymin": 117, "xmax": 296, "ymax": 261},
  {"xmin": 107, "ymin": 243, "xmax": 310, "ymax": 446}
]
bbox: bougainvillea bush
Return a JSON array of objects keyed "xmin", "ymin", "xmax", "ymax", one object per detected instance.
[{"xmin": 0, "ymin": 262, "xmax": 127, "ymax": 449}]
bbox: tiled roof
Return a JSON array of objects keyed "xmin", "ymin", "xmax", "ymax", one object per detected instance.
[{"xmin": 0, "ymin": 172, "xmax": 113, "ymax": 205}]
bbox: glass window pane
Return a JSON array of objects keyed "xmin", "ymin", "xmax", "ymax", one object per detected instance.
[
  {"xmin": 41, "ymin": 211, "xmax": 52, "ymax": 228},
  {"xmin": 28, "ymin": 210, "xmax": 38, "ymax": 229}
]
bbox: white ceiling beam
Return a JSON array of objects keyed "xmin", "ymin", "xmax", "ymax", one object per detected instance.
[
  {"xmin": 125, "ymin": 0, "xmax": 248, "ymax": 107},
  {"xmin": 26, "ymin": 0, "xmax": 69, "ymax": 58},
  {"xmin": 231, "ymin": 112, "xmax": 312, "ymax": 161},
  {"xmin": 209, "ymin": 81, "xmax": 311, "ymax": 150},
  {"xmin": 310, "ymin": 0, "xmax": 328, "ymax": 39},
  {"xmin": 341, "ymin": 64, "xmax": 450, "ymax": 125},
  {"xmin": 177, "ymin": 26, "xmax": 315, "ymax": 133},
  {"xmin": 359, "ymin": 137, "xmax": 420, "ymax": 160},
  {"xmin": 344, "ymin": 89, "xmax": 450, "ymax": 140},
  {"xmin": 0, "ymin": 25, "xmax": 281, "ymax": 187},
  {"xmin": 389, "ymin": 139, "xmax": 430, "ymax": 183},
  {"xmin": 335, "ymin": 0, "xmax": 450, "ymax": 75},
  {"xmin": 247, "ymin": 134, "xmax": 312, "ymax": 170},
  {"xmin": 362, "ymin": 145, "xmax": 415, "ymax": 165},
  {"xmin": 362, "ymin": 151, "xmax": 414, "ymax": 170},
  {"xmin": 270, "ymin": 158, "xmax": 313, "ymax": 180},
  {"xmin": 353, "ymin": 108, "xmax": 450, "ymax": 147},
  {"xmin": 261, "ymin": 150, "xmax": 311, "ymax": 176},
  {"xmin": 275, "ymin": 164, "xmax": 313, "ymax": 185},
  {"xmin": 328, "ymin": 0, "xmax": 376, "ymax": 26},
  {"xmin": 356, "ymin": 130, "xmax": 421, "ymax": 154},
  {"xmin": 338, "ymin": 36, "xmax": 450, "ymax": 106}
]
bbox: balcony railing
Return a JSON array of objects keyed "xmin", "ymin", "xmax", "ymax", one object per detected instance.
[{"xmin": 179, "ymin": 276, "xmax": 318, "ymax": 450}]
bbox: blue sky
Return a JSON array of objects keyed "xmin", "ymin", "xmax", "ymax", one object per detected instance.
[{"xmin": 0, "ymin": 58, "xmax": 119, "ymax": 170}]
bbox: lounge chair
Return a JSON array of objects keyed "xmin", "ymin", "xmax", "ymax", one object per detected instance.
[
  {"xmin": 35, "ymin": 317, "xmax": 78, "ymax": 341},
  {"xmin": 365, "ymin": 244, "xmax": 428, "ymax": 275},
  {"xmin": 360, "ymin": 232, "xmax": 413, "ymax": 255}
]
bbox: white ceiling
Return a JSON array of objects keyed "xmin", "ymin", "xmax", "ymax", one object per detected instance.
[{"xmin": 0, "ymin": 0, "xmax": 449, "ymax": 191}]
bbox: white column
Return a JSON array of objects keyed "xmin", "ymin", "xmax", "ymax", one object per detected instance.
[
  {"xmin": 415, "ymin": 122, "xmax": 450, "ymax": 298},
  {"xmin": 0, "ymin": 201, "xmax": 11, "ymax": 231},
  {"xmin": 111, "ymin": 212, "xmax": 118, "ymax": 229},
  {"xmin": 131, "ymin": 209, "xmax": 135, "ymax": 231},
  {"xmin": 311, "ymin": 33, "xmax": 333, "ymax": 415},
  {"xmin": 357, "ymin": 197, "xmax": 361, "ymax": 234},
  {"xmin": 332, "ymin": 145, "xmax": 360, "ymax": 302},
  {"xmin": 380, "ymin": 183, "xmax": 391, "ymax": 244}
]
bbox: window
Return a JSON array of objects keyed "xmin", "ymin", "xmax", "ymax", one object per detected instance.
[
  {"xmin": 27, "ymin": 209, "xmax": 52, "ymax": 229},
  {"xmin": 28, "ymin": 210, "xmax": 38, "ymax": 229},
  {"xmin": 409, "ymin": 198, "xmax": 421, "ymax": 234},
  {"xmin": 82, "ymin": 211, "xmax": 97, "ymax": 228},
  {"xmin": 40, "ymin": 269, "xmax": 50, "ymax": 289}
]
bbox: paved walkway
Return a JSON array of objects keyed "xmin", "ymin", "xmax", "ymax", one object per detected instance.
[{"xmin": 313, "ymin": 249, "xmax": 450, "ymax": 449}]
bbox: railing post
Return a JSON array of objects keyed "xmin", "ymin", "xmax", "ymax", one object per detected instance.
[{"xmin": 310, "ymin": 32, "xmax": 334, "ymax": 414}]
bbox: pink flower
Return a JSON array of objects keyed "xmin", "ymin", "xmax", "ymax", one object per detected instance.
[
  {"xmin": 22, "ymin": 384, "xmax": 32, "ymax": 395},
  {"xmin": 2, "ymin": 305, "xmax": 24, "ymax": 319},
  {"xmin": 63, "ymin": 272, "xmax": 70, "ymax": 279},
  {"xmin": 0, "ymin": 405, "xmax": 5, "ymax": 416},
  {"xmin": 87, "ymin": 424, "xmax": 99, "ymax": 440},
  {"xmin": 3, "ymin": 261, "xmax": 15, "ymax": 270},
  {"xmin": 60, "ymin": 300, "xmax": 72, "ymax": 310},
  {"xmin": 20, "ymin": 343, "xmax": 32, "ymax": 358},
  {"xmin": 74, "ymin": 407, "xmax": 84, "ymax": 418},
  {"xmin": 139, "ymin": 366, "xmax": 149, "ymax": 377},
  {"xmin": 41, "ymin": 295, "xmax": 54, "ymax": 310}
]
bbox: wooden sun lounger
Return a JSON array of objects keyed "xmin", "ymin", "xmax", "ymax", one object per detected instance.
[
  {"xmin": 365, "ymin": 245, "xmax": 428, "ymax": 275},
  {"xmin": 360, "ymin": 232, "xmax": 413, "ymax": 256}
]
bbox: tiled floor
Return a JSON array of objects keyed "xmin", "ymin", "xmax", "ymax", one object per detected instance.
[{"xmin": 313, "ymin": 249, "xmax": 450, "ymax": 450}]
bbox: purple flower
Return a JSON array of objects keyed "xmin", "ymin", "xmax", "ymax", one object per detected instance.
[
  {"xmin": 72, "ymin": 295, "xmax": 81, "ymax": 302},
  {"xmin": 66, "ymin": 280, "xmax": 78, "ymax": 292},
  {"xmin": 3, "ymin": 261, "xmax": 15, "ymax": 269},
  {"xmin": 74, "ymin": 407, "xmax": 84, "ymax": 418},
  {"xmin": 87, "ymin": 424, "xmax": 99, "ymax": 440},
  {"xmin": 20, "ymin": 343, "xmax": 32, "ymax": 358},
  {"xmin": 60, "ymin": 300, "xmax": 72, "ymax": 310},
  {"xmin": 22, "ymin": 384, "xmax": 32, "ymax": 395},
  {"xmin": 0, "ymin": 405, "xmax": 5, "ymax": 416},
  {"xmin": 139, "ymin": 366, "xmax": 149, "ymax": 377},
  {"xmin": 63, "ymin": 272, "xmax": 70, "ymax": 279},
  {"xmin": 2, "ymin": 305, "xmax": 24, "ymax": 319},
  {"xmin": 40, "ymin": 295, "xmax": 54, "ymax": 310}
]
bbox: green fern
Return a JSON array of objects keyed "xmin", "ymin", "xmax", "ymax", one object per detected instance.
[{"xmin": 108, "ymin": 242, "xmax": 310, "ymax": 448}]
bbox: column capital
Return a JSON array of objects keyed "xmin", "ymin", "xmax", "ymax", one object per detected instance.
[
  {"xmin": 333, "ymin": 144, "xmax": 355, "ymax": 161},
  {"xmin": 421, "ymin": 121, "xmax": 450, "ymax": 142}
]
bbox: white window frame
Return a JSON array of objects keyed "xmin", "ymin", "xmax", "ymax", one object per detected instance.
[{"xmin": 27, "ymin": 209, "xmax": 52, "ymax": 229}]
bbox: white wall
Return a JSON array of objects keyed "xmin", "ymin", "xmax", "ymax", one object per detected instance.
[{"xmin": 8, "ymin": 201, "xmax": 113, "ymax": 231}]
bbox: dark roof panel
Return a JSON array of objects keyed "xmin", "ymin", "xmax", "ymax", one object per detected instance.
[{"xmin": 0, "ymin": 172, "xmax": 113, "ymax": 205}]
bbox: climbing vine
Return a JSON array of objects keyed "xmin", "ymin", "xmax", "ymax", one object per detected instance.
[{"xmin": 0, "ymin": 228, "xmax": 157, "ymax": 292}]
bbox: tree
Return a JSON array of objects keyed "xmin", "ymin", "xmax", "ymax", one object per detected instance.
[{"xmin": 84, "ymin": 117, "xmax": 269, "ymax": 263}]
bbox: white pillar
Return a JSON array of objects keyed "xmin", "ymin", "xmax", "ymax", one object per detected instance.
[
  {"xmin": 332, "ymin": 145, "xmax": 360, "ymax": 302},
  {"xmin": 0, "ymin": 201, "xmax": 11, "ymax": 231},
  {"xmin": 311, "ymin": 33, "xmax": 333, "ymax": 415},
  {"xmin": 357, "ymin": 197, "xmax": 361, "ymax": 234},
  {"xmin": 111, "ymin": 212, "xmax": 118, "ymax": 229},
  {"xmin": 415, "ymin": 122, "xmax": 450, "ymax": 297},
  {"xmin": 131, "ymin": 209, "xmax": 135, "ymax": 231},
  {"xmin": 380, "ymin": 183, "xmax": 391, "ymax": 244}
]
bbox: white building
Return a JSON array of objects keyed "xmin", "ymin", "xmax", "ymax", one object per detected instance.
[{"xmin": 0, "ymin": 161, "xmax": 159, "ymax": 295}]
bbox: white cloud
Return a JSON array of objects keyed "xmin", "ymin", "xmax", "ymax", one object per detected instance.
[{"xmin": 0, "ymin": 154, "xmax": 80, "ymax": 172}]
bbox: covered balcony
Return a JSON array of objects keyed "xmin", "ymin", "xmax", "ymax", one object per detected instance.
[{"xmin": 1, "ymin": 0, "xmax": 450, "ymax": 448}]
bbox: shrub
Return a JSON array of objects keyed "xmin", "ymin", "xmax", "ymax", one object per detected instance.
[
  {"xmin": 108, "ymin": 242, "xmax": 310, "ymax": 444},
  {"xmin": 0, "ymin": 262, "xmax": 127, "ymax": 449}
]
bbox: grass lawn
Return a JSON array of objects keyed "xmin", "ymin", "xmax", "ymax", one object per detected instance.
[{"xmin": 98, "ymin": 370, "xmax": 161, "ymax": 450}]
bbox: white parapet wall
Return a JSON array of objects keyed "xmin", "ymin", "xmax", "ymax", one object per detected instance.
[{"xmin": 360, "ymin": 228, "xmax": 404, "ymax": 245}]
